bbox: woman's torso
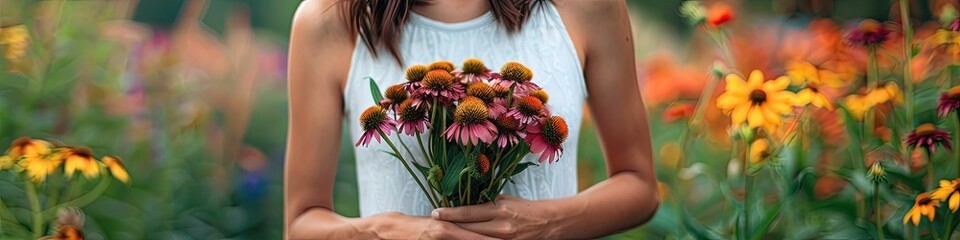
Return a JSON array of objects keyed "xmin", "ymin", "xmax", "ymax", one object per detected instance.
[{"xmin": 343, "ymin": 2, "xmax": 587, "ymax": 217}]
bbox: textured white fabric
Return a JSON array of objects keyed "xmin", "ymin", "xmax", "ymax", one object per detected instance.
[{"xmin": 344, "ymin": 3, "xmax": 586, "ymax": 217}]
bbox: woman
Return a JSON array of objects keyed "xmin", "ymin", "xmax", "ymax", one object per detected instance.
[{"xmin": 285, "ymin": 0, "xmax": 659, "ymax": 238}]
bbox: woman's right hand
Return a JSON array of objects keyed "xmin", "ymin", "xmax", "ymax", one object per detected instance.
[{"xmin": 365, "ymin": 212, "xmax": 501, "ymax": 240}]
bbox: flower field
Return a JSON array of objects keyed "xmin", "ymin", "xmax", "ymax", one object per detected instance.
[{"xmin": 2, "ymin": 0, "xmax": 960, "ymax": 239}]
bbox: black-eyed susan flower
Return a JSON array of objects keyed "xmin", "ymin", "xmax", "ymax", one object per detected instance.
[
  {"xmin": 396, "ymin": 98, "xmax": 428, "ymax": 136},
  {"xmin": 938, "ymin": 86, "xmax": 960, "ymax": 118},
  {"xmin": 793, "ymin": 84, "xmax": 834, "ymax": 110},
  {"xmin": 403, "ymin": 65, "xmax": 429, "ymax": 91},
  {"xmin": 903, "ymin": 192, "xmax": 940, "ymax": 225},
  {"xmin": 60, "ymin": 147, "xmax": 100, "ymax": 179},
  {"xmin": 102, "ymin": 156, "xmax": 129, "ymax": 184},
  {"xmin": 749, "ymin": 139, "xmax": 772, "ymax": 164},
  {"xmin": 932, "ymin": 179, "xmax": 960, "ymax": 212},
  {"xmin": 785, "ymin": 60, "xmax": 852, "ymax": 88},
  {"xmin": 865, "ymin": 82, "xmax": 903, "ymax": 105},
  {"xmin": 506, "ymin": 96, "xmax": 547, "ymax": 126},
  {"xmin": 925, "ymin": 19, "xmax": 960, "ymax": 63},
  {"xmin": 525, "ymin": 116, "xmax": 568, "ymax": 163},
  {"xmin": 843, "ymin": 94, "xmax": 874, "ymax": 120},
  {"xmin": 454, "ymin": 58, "xmax": 493, "ymax": 84},
  {"xmin": 867, "ymin": 161, "xmax": 886, "ymax": 184},
  {"xmin": 0, "ymin": 25, "xmax": 29, "ymax": 61},
  {"xmin": 906, "ymin": 123, "xmax": 952, "ymax": 154},
  {"xmin": 429, "ymin": 61, "xmax": 455, "ymax": 72},
  {"xmin": 493, "ymin": 115, "xmax": 525, "ymax": 148},
  {"xmin": 444, "ymin": 97, "xmax": 498, "ymax": 146},
  {"xmin": 414, "ymin": 69, "xmax": 465, "ymax": 107},
  {"xmin": 20, "ymin": 152, "xmax": 63, "ymax": 183},
  {"xmin": 7, "ymin": 137, "xmax": 52, "ymax": 159},
  {"xmin": 495, "ymin": 62, "xmax": 539, "ymax": 95},
  {"xmin": 466, "ymin": 82, "xmax": 507, "ymax": 118},
  {"xmin": 380, "ymin": 84, "xmax": 408, "ymax": 111},
  {"xmin": 715, "ymin": 70, "xmax": 794, "ymax": 133},
  {"xmin": 355, "ymin": 106, "xmax": 398, "ymax": 147},
  {"xmin": 845, "ymin": 19, "xmax": 891, "ymax": 46}
]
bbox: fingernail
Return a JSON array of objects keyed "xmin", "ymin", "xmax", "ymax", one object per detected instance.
[{"xmin": 431, "ymin": 209, "xmax": 440, "ymax": 219}]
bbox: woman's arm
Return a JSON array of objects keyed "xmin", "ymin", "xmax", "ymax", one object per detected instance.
[
  {"xmin": 284, "ymin": 1, "xmax": 499, "ymax": 239},
  {"xmin": 431, "ymin": 0, "xmax": 659, "ymax": 238}
]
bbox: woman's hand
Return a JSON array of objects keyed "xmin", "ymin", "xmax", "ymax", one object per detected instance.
[
  {"xmin": 367, "ymin": 211, "xmax": 502, "ymax": 240},
  {"xmin": 431, "ymin": 195, "xmax": 555, "ymax": 239}
]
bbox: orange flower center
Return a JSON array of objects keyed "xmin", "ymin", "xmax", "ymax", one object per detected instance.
[
  {"xmin": 422, "ymin": 70, "xmax": 454, "ymax": 90},
  {"xmin": 359, "ymin": 106, "xmax": 387, "ymax": 131},
  {"xmin": 749, "ymin": 90, "xmax": 767, "ymax": 105},
  {"xmin": 385, "ymin": 85, "xmax": 408, "ymax": 102},
  {"xmin": 500, "ymin": 62, "xmax": 533, "ymax": 82},
  {"xmin": 429, "ymin": 61, "xmax": 455, "ymax": 72},
  {"xmin": 493, "ymin": 85, "xmax": 511, "ymax": 98},
  {"xmin": 542, "ymin": 116, "xmax": 568, "ymax": 146},
  {"xmin": 463, "ymin": 58, "xmax": 486, "ymax": 75},
  {"xmin": 916, "ymin": 123, "xmax": 937, "ymax": 136},
  {"xmin": 406, "ymin": 65, "xmax": 429, "ymax": 82},
  {"xmin": 476, "ymin": 154, "xmax": 490, "ymax": 174},
  {"xmin": 397, "ymin": 99, "xmax": 425, "ymax": 122},
  {"xmin": 466, "ymin": 82, "xmax": 495, "ymax": 103},
  {"xmin": 858, "ymin": 19, "xmax": 883, "ymax": 33},
  {"xmin": 496, "ymin": 115, "xmax": 521, "ymax": 131},
  {"xmin": 529, "ymin": 89, "xmax": 549, "ymax": 104},
  {"xmin": 454, "ymin": 97, "xmax": 489, "ymax": 124},
  {"xmin": 516, "ymin": 96, "xmax": 544, "ymax": 116}
]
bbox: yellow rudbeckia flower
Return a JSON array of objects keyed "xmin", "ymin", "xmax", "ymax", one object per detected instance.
[
  {"xmin": 932, "ymin": 179, "xmax": 960, "ymax": 213},
  {"xmin": 793, "ymin": 85, "xmax": 834, "ymax": 110},
  {"xmin": 904, "ymin": 192, "xmax": 940, "ymax": 226},
  {"xmin": 0, "ymin": 25, "xmax": 29, "ymax": 61},
  {"xmin": 60, "ymin": 147, "xmax": 100, "ymax": 179},
  {"xmin": 102, "ymin": 156, "xmax": 129, "ymax": 184},
  {"xmin": 716, "ymin": 70, "xmax": 795, "ymax": 133},
  {"xmin": 785, "ymin": 60, "xmax": 852, "ymax": 88},
  {"xmin": 20, "ymin": 153, "xmax": 63, "ymax": 183},
  {"xmin": 749, "ymin": 138, "xmax": 772, "ymax": 164}
]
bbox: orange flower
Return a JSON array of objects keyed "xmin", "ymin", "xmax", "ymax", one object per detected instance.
[
  {"xmin": 60, "ymin": 147, "xmax": 101, "ymax": 179},
  {"xmin": 102, "ymin": 156, "xmax": 130, "ymax": 184},
  {"xmin": 662, "ymin": 103, "xmax": 695, "ymax": 123},
  {"xmin": 706, "ymin": 3, "xmax": 734, "ymax": 27},
  {"xmin": 904, "ymin": 192, "xmax": 940, "ymax": 225}
]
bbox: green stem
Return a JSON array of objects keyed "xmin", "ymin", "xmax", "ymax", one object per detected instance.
[
  {"xmin": 945, "ymin": 212, "xmax": 954, "ymax": 240},
  {"xmin": 41, "ymin": 176, "xmax": 110, "ymax": 219},
  {"xmin": 25, "ymin": 181, "xmax": 43, "ymax": 239},
  {"xmin": 874, "ymin": 182, "xmax": 884, "ymax": 240},
  {"xmin": 743, "ymin": 134, "xmax": 752, "ymax": 239},
  {"xmin": 900, "ymin": 0, "xmax": 915, "ymax": 129},
  {"xmin": 867, "ymin": 47, "xmax": 880, "ymax": 90},
  {"xmin": 441, "ymin": 108, "xmax": 448, "ymax": 168},
  {"xmin": 416, "ymin": 132, "xmax": 432, "ymax": 164},
  {"xmin": 379, "ymin": 130, "xmax": 438, "ymax": 209},
  {"xmin": 928, "ymin": 149, "xmax": 936, "ymax": 188}
]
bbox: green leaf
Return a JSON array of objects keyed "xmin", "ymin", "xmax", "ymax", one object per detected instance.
[
  {"xmin": 680, "ymin": 200, "xmax": 725, "ymax": 239},
  {"xmin": 440, "ymin": 153, "xmax": 466, "ymax": 195},
  {"xmin": 412, "ymin": 161, "xmax": 431, "ymax": 177},
  {"xmin": 368, "ymin": 77, "xmax": 384, "ymax": 104},
  {"xmin": 750, "ymin": 203, "xmax": 781, "ymax": 240}
]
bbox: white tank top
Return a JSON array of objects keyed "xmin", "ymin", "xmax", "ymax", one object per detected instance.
[{"xmin": 344, "ymin": 3, "xmax": 587, "ymax": 217}]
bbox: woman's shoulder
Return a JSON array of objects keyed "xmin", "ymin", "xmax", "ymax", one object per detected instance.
[{"xmin": 291, "ymin": 0, "xmax": 354, "ymax": 46}]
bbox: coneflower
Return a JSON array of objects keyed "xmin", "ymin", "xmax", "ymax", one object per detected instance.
[
  {"xmin": 402, "ymin": 65, "xmax": 429, "ymax": 91},
  {"xmin": 506, "ymin": 96, "xmax": 547, "ymax": 126},
  {"xmin": 525, "ymin": 116, "xmax": 568, "ymax": 163},
  {"xmin": 494, "ymin": 62, "xmax": 540, "ymax": 94},
  {"xmin": 454, "ymin": 58, "xmax": 494, "ymax": 84},
  {"xmin": 355, "ymin": 106, "xmax": 398, "ymax": 147},
  {"xmin": 845, "ymin": 19, "xmax": 891, "ymax": 47},
  {"xmin": 396, "ymin": 99, "xmax": 429, "ymax": 136},
  {"xmin": 467, "ymin": 82, "xmax": 507, "ymax": 118},
  {"xmin": 429, "ymin": 61, "xmax": 455, "ymax": 72},
  {"xmin": 380, "ymin": 84, "xmax": 408, "ymax": 111},
  {"xmin": 905, "ymin": 123, "xmax": 952, "ymax": 154},
  {"xmin": 414, "ymin": 70, "xmax": 465, "ymax": 107},
  {"xmin": 938, "ymin": 86, "xmax": 960, "ymax": 118},
  {"xmin": 493, "ymin": 115, "xmax": 525, "ymax": 148},
  {"xmin": 444, "ymin": 97, "xmax": 498, "ymax": 146}
]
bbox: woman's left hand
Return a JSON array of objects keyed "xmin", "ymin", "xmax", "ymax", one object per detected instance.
[{"xmin": 431, "ymin": 195, "xmax": 554, "ymax": 239}]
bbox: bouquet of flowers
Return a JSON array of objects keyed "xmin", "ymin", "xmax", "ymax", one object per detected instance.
[{"xmin": 357, "ymin": 59, "xmax": 569, "ymax": 208}]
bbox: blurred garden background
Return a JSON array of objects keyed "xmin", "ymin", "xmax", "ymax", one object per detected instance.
[{"xmin": 1, "ymin": 0, "xmax": 958, "ymax": 239}]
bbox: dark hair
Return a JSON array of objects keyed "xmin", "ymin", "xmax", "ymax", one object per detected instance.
[{"xmin": 340, "ymin": 0, "xmax": 543, "ymax": 66}]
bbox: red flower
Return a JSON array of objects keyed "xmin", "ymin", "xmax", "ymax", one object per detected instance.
[
  {"xmin": 939, "ymin": 86, "xmax": 960, "ymax": 118},
  {"xmin": 845, "ymin": 19, "xmax": 891, "ymax": 46},
  {"xmin": 706, "ymin": 3, "xmax": 734, "ymax": 27},
  {"xmin": 905, "ymin": 123, "xmax": 952, "ymax": 154},
  {"xmin": 662, "ymin": 103, "xmax": 695, "ymax": 123}
]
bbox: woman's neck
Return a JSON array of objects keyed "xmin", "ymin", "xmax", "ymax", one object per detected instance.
[{"xmin": 412, "ymin": 0, "xmax": 490, "ymax": 23}]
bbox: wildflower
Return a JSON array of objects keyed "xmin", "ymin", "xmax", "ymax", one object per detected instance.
[
  {"xmin": 903, "ymin": 192, "xmax": 940, "ymax": 225},
  {"xmin": 525, "ymin": 116, "xmax": 568, "ymax": 163},
  {"xmin": 429, "ymin": 61, "xmax": 455, "ymax": 72},
  {"xmin": 466, "ymin": 82, "xmax": 507, "ymax": 118},
  {"xmin": 938, "ymin": 86, "xmax": 960, "ymax": 118},
  {"xmin": 41, "ymin": 207, "xmax": 85, "ymax": 240},
  {"xmin": 454, "ymin": 58, "xmax": 493, "ymax": 84},
  {"xmin": 867, "ymin": 161, "xmax": 887, "ymax": 184},
  {"xmin": 20, "ymin": 153, "xmax": 63, "ymax": 183},
  {"xmin": 925, "ymin": 26, "xmax": 960, "ymax": 63},
  {"xmin": 380, "ymin": 85, "xmax": 408, "ymax": 111},
  {"xmin": 493, "ymin": 115, "xmax": 525, "ymax": 148},
  {"xmin": 60, "ymin": 147, "xmax": 100, "ymax": 179},
  {"xmin": 445, "ymin": 97, "xmax": 498, "ymax": 146},
  {"xmin": 506, "ymin": 96, "xmax": 547, "ymax": 126},
  {"xmin": 843, "ymin": 94, "xmax": 873, "ymax": 120},
  {"xmin": 932, "ymin": 179, "xmax": 960, "ymax": 212},
  {"xmin": 415, "ymin": 70, "xmax": 465, "ymax": 106},
  {"xmin": 495, "ymin": 62, "xmax": 539, "ymax": 94},
  {"xmin": 749, "ymin": 139, "xmax": 772, "ymax": 164},
  {"xmin": 0, "ymin": 25, "xmax": 29, "ymax": 61},
  {"xmin": 785, "ymin": 60, "xmax": 851, "ymax": 88},
  {"xmin": 706, "ymin": 3, "xmax": 734, "ymax": 27},
  {"xmin": 355, "ymin": 106, "xmax": 398, "ymax": 147},
  {"xmin": 905, "ymin": 123, "xmax": 953, "ymax": 154},
  {"xmin": 845, "ymin": 19, "xmax": 891, "ymax": 46},
  {"xmin": 793, "ymin": 84, "xmax": 834, "ymax": 110},
  {"xmin": 475, "ymin": 154, "xmax": 491, "ymax": 174},
  {"xmin": 865, "ymin": 82, "xmax": 903, "ymax": 105},
  {"xmin": 529, "ymin": 89, "xmax": 549, "ymax": 104},
  {"xmin": 102, "ymin": 156, "xmax": 130, "ymax": 184},
  {"xmin": 7, "ymin": 137, "xmax": 52, "ymax": 159},
  {"xmin": 715, "ymin": 70, "xmax": 795, "ymax": 133},
  {"xmin": 679, "ymin": 1, "xmax": 707, "ymax": 25},
  {"xmin": 403, "ymin": 65, "xmax": 430, "ymax": 91},
  {"xmin": 396, "ymin": 99, "xmax": 429, "ymax": 136}
]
